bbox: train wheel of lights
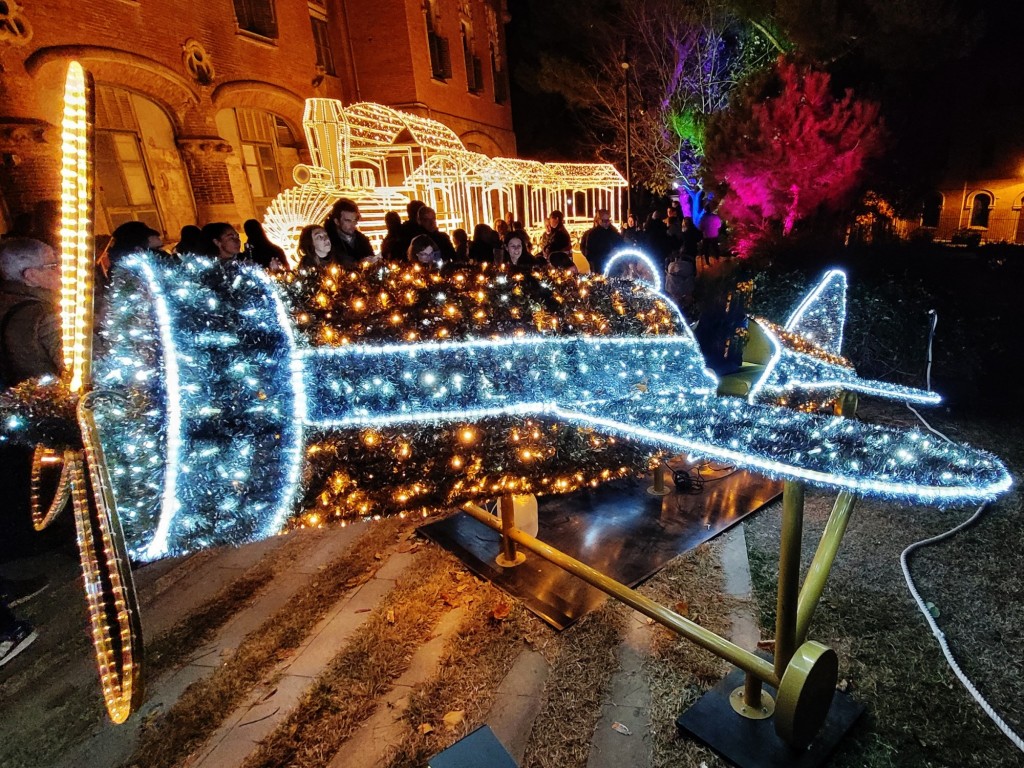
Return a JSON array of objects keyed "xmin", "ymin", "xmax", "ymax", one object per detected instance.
[
  {"xmin": 774, "ymin": 640, "xmax": 839, "ymax": 749},
  {"xmin": 30, "ymin": 445, "xmax": 72, "ymax": 531}
]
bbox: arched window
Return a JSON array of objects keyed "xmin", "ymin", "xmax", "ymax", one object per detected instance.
[
  {"xmin": 969, "ymin": 192, "xmax": 992, "ymax": 228},
  {"xmin": 216, "ymin": 108, "xmax": 286, "ymax": 218},
  {"xmin": 921, "ymin": 192, "xmax": 943, "ymax": 228},
  {"xmin": 94, "ymin": 85, "xmax": 167, "ymax": 235}
]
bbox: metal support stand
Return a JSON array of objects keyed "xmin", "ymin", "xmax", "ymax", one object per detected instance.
[
  {"xmin": 495, "ymin": 494, "xmax": 526, "ymax": 567},
  {"xmin": 464, "ymin": 469, "xmax": 864, "ymax": 760},
  {"xmin": 647, "ymin": 462, "xmax": 672, "ymax": 496}
]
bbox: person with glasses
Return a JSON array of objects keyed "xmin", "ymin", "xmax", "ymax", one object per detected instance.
[
  {"xmin": 407, "ymin": 234, "xmax": 442, "ymax": 268},
  {"xmin": 324, "ymin": 198, "xmax": 376, "ymax": 268}
]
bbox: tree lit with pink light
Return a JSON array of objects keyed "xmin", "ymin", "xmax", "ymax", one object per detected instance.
[{"xmin": 705, "ymin": 58, "xmax": 885, "ymax": 255}]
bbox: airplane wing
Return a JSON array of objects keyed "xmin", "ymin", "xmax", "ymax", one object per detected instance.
[{"xmin": 565, "ymin": 391, "xmax": 1010, "ymax": 504}]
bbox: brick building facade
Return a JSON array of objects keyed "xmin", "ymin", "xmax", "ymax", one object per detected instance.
[{"xmin": 0, "ymin": 0, "xmax": 515, "ymax": 241}]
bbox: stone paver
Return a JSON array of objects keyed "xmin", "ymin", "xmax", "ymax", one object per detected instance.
[
  {"xmin": 485, "ymin": 647, "xmax": 551, "ymax": 763},
  {"xmin": 720, "ymin": 525, "xmax": 761, "ymax": 648},
  {"xmin": 586, "ymin": 611, "xmax": 655, "ymax": 768},
  {"xmin": 191, "ymin": 525, "xmax": 364, "ymax": 666},
  {"xmin": 190, "ymin": 549, "xmax": 418, "ymax": 768}
]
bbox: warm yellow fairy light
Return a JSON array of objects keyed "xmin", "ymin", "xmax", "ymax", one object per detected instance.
[{"xmin": 59, "ymin": 61, "xmax": 94, "ymax": 393}]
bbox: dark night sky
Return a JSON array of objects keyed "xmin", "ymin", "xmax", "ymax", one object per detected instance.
[{"xmin": 505, "ymin": 0, "xmax": 1024, "ymax": 192}]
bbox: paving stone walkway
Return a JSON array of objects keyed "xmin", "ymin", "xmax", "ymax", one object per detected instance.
[{"xmin": 2, "ymin": 519, "xmax": 760, "ymax": 768}]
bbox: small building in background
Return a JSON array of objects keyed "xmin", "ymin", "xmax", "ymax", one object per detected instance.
[{"xmin": 902, "ymin": 177, "xmax": 1024, "ymax": 245}]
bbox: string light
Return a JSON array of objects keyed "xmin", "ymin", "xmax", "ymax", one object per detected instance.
[
  {"xmin": 87, "ymin": 256, "xmax": 1010, "ymax": 560},
  {"xmin": 746, "ymin": 270, "xmax": 943, "ymax": 407},
  {"xmin": 603, "ymin": 248, "xmax": 665, "ymax": 292},
  {"xmin": 263, "ymin": 99, "xmax": 627, "ymax": 255},
  {"xmin": 58, "ymin": 61, "xmax": 94, "ymax": 393}
]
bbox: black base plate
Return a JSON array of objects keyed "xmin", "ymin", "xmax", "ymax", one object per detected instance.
[
  {"xmin": 676, "ymin": 666, "xmax": 864, "ymax": 768},
  {"xmin": 420, "ymin": 461, "xmax": 781, "ymax": 629}
]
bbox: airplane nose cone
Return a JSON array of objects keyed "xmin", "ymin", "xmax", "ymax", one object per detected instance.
[{"xmin": 92, "ymin": 254, "xmax": 304, "ymax": 561}]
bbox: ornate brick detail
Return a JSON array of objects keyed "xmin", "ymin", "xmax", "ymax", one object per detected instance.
[
  {"xmin": 1, "ymin": 0, "xmax": 33, "ymax": 45},
  {"xmin": 0, "ymin": 119, "xmax": 53, "ymax": 150},
  {"xmin": 177, "ymin": 137, "xmax": 234, "ymax": 205},
  {"xmin": 182, "ymin": 38, "xmax": 215, "ymax": 86}
]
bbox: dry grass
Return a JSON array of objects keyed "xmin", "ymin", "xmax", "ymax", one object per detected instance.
[
  {"xmin": 384, "ymin": 581, "xmax": 540, "ymax": 768},
  {"xmin": 744, "ymin": 404, "xmax": 1024, "ymax": 767},
  {"xmin": 241, "ymin": 544, "xmax": 460, "ymax": 768},
  {"xmin": 145, "ymin": 531, "xmax": 319, "ymax": 678},
  {"xmin": 520, "ymin": 605, "xmax": 627, "ymax": 768},
  {"xmin": 640, "ymin": 540, "xmax": 738, "ymax": 768},
  {"xmin": 122, "ymin": 516, "xmax": 408, "ymax": 768}
]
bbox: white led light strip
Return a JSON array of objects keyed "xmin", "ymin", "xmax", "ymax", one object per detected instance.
[{"xmin": 135, "ymin": 259, "xmax": 183, "ymax": 560}]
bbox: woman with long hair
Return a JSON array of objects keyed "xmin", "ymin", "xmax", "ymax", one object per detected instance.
[
  {"xmin": 200, "ymin": 222, "xmax": 242, "ymax": 262},
  {"xmin": 242, "ymin": 219, "xmax": 288, "ymax": 271},
  {"xmin": 296, "ymin": 224, "xmax": 334, "ymax": 268}
]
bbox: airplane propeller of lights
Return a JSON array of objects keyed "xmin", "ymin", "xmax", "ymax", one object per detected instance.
[{"xmin": 3, "ymin": 63, "xmax": 1010, "ymax": 751}]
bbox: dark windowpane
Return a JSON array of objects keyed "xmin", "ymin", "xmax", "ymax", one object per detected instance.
[
  {"xmin": 233, "ymin": 0, "xmax": 278, "ymax": 39},
  {"xmin": 970, "ymin": 193, "xmax": 991, "ymax": 228},
  {"xmin": 921, "ymin": 193, "xmax": 942, "ymax": 228},
  {"xmin": 311, "ymin": 17, "xmax": 336, "ymax": 76}
]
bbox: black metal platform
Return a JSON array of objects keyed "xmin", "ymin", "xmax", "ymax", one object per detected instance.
[
  {"xmin": 420, "ymin": 460, "xmax": 782, "ymax": 629},
  {"xmin": 676, "ymin": 664, "xmax": 864, "ymax": 768}
]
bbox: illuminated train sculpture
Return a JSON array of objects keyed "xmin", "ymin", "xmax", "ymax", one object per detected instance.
[{"xmin": 8, "ymin": 64, "xmax": 1010, "ymax": 749}]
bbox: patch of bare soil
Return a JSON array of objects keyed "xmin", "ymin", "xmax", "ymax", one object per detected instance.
[{"xmin": 744, "ymin": 402, "xmax": 1024, "ymax": 767}]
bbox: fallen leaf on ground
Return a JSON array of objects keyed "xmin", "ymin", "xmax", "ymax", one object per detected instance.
[
  {"xmin": 386, "ymin": 608, "xmax": 396, "ymax": 623},
  {"xmin": 491, "ymin": 601, "xmax": 511, "ymax": 621},
  {"xmin": 756, "ymin": 639, "xmax": 775, "ymax": 652},
  {"xmin": 374, "ymin": 552, "xmax": 384, "ymax": 560},
  {"xmin": 611, "ymin": 721, "xmax": 632, "ymax": 735},
  {"xmin": 397, "ymin": 542, "xmax": 413, "ymax": 553},
  {"xmin": 418, "ymin": 723, "xmax": 434, "ymax": 734},
  {"xmin": 675, "ymin": 601, "xmax": 689, "ymax": 617},
  {"xmin": 443, "ymin": 710, "xmax": 465, "ymax": 729}
]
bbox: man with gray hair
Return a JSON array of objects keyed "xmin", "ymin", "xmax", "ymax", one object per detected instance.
[
  {"xmin": 0, "ymin": 237, "xmax": 62, "ymax": 388},
  {"xmin": 1, "ymin": 236, "xmax": 63, "ymax": 667}
]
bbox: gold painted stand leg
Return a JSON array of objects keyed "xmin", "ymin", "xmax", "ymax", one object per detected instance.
[
  {"xmin": 463, "ymin": 501, "xmax": 779, "ymax": 685},
  {"xmin": 796, "ymin": 491, "xmax": 857, "ymax": 645},
  {"xmin": 647, "ymin": 461, "xmax": 672, "ymax": 496},
  {"xmin": 730, "ymin": 672, "xmax": 775, "ymax": 719},
  {"xmin": 775, "ymin": 480, "xmax": 804, "ymax": 678},
  {"xmin": 494, "ymin": 493, "xmax": 526, "ymax": 567}
]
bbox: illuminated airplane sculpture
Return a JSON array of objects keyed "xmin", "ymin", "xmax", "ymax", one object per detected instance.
[{"xmin": 5, "ymin": 64, "xmax": 1010, "ymax": 751}]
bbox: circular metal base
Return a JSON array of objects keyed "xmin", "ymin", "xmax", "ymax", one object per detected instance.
[
  {"xmin": 775, "ymin": 641, "xmax": 839, "ymax": 749},
  {"xmin": 496, "ymin": 551, "xmax": 527, "ymax": 567},
  {"xmin": 729, "ymin": 686, "xmax": 775, "ymax": 719},
  {"xmin": 647, "ymin": 485, "xmax": 672, "ymax": 496}
]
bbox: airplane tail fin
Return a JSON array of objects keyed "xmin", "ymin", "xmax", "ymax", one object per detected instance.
[{"xmin": 783, "ymin": 269, "xmax": 846, "ymax": 356}]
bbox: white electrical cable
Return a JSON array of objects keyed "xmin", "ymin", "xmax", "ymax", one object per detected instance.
[
  {"xmin": 900, "ymin": 503, "xmax": 1024, "ymax": 753},
  {"xmin": 899, "ymin": 308, "xmax": 1023, "ymax": 751}
]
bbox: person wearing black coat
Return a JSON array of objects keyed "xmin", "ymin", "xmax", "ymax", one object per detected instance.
[
  {"xmin": 579, "ymin": 209, "xmax": 622, "ymax": 275},
  {"xmin": 323, "ymin": 198, "xmax": 376, "ymax": 268}
]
